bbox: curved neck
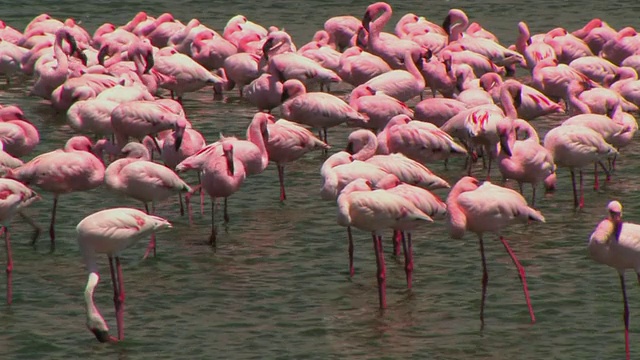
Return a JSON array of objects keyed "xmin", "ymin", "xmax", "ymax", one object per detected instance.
[
  {"xmin": 500, "ymin": 82, "xmax": 519, "ymax": 119},
  {"xmin": 246, "ymin": 121, "xmax": 269, "ymax": 167},
  {"xmin": 351, "ymin": 131, "xmax": 378, "ymax": 161},
  {"xmin": 445, "ymin": 187, "xmax": 468, "ymax": 239},
  {"xmin": 514, "ymin": 119, "xmax": 540, "ymax": 143},
  {"xmin": 403, "ymin": 52, "xmax": 425, "ymax": 87},
  {"xmin": 369, "ymin": 5, "xmax": 391, "ymax": 44},
  {"xmin": 104, "ymin": 158, "xmax": 137, "ymax": 190},
  {"xmin": 54, "ymin": 33, "xmax": 69, "ymax": 72}
]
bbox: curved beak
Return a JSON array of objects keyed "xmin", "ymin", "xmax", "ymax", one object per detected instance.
[
  {"xmin": 261, "ymin": 38, "xmax": 274, "ymax": 60},
  {"xmin": 226, "ymin": 153, "xmax": 235, "ymax": 176},
  {"xmin": 174, "ymin": 126, "xmax": 185, "ymax": 151},
  {"xmin": 91, "ymin": 328, "xmax": 118, "ymax": 343},
  {"xmin": 144, "ymin": 51, "xmax": 154, "ymax": 74},
  {"xmin": 345, "ymin": 142, "xmax": 354, "ymax": 154},
  {"xmin": 442, "ymin": 15, "xmax": 452, "ymax": 35},
  {"xmin": 499, "ymin": 132, "xmax": 512, "ymax": 156},
  {"xmin": 280, "ymin": 88, "xmax": 290, "ymax": 103},
  {"xmin": 362, "ymin": 11, "xmax": 372, "ymax": 30},
  {"xmin": 97, "ymin": 46, "xmax": 109, "ymax": 66}
]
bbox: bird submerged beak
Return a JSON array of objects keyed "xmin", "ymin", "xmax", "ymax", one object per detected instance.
[{"xmin": 91, "ymin": 328, "xmax": 118, "ymax": 343}]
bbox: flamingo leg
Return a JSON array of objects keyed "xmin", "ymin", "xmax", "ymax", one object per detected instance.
[
  {"xmin": 49, "ymin": 194, "xmax": 58, "ymax": 252},
  {"xmin": 500, "ymin": 236, "xmax": 535, "ymax": 324},
  {"xmin": 478, "ymin": 235, "xmax": 488, "ymax": 328},
  {"xmin": 348, "ymin": 226, "xmax": 354, "ymax": 277},
  {"xmin": 142, "ymin": 203, "xmax": 156, "ymax": 259},
  {"xmin": 620, "ymin": 273, "xmax": 631, "ymax": 360},
  {"xmin": 372, "ymin": 233, "xmax": 387, "ymax": 309},
  {"xmin": 115, "ymin": 257, "xmax": 125, "ymax": 341},
  {"xmin": 19, "ymin": 211, "xmax": 41, "ymax": 247},
  {"xmin": 570, "ymin": 169, "xmax": 579, "ymax": 208},
  {"xmin": 198, "ymin": 173, "xmax": 204, "ymax": 215},
  {"xmin": 531, "ymin": 185, "xmax": 537, "ymax": 208},
  {"xmin": 599, "ymin": 161, "xmax": 611, "ymax": 181},
  {"xmin": 401, "ymin": 232, "xmax": 413, "ymax": 289},
  {"xmin": 209, "ymin": 199, "xmax": 217, "ymax": 247},
  {"xmin": 108, "ymin": 256, "xmax": 123, "ymax": 341},
  {"xmin": 594, "ymin": 162, "xmax": 599, "ymax": 191},
  {"xmin": 5, "ymin": 227, "xmax": 12, "ymax": 305},
  {"xmin": 178, "ymin": 193, "xmax": 184, "ymax": 216},
  {"xmin": 392, "ymin": 230, "xmax": 402, "ymax": 256},
  {"xmin": 486, "ymin": 152, "xmax": 492, "ymax": 181},
  {"xmin": 579, "ymin": 169, "xmax": 584, "ymax": 209},
  {"xmin": 184, "ymin": 184, "xmax": 203, "ymax": 225},
  {"xmin": 278, "ymin": 164, "xmax": 286, "ymax": 201},
  {"xmin": 223, "ymin": 197, "xmax": 230, "ymax": 224}
]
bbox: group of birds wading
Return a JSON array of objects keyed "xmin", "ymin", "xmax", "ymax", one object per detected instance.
[{"xmin": 0, "ymin": 2, "xmax": 639, "ymax": 358}]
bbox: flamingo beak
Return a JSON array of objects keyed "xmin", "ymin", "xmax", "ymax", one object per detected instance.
[
  {"xmin": 500, "ymin": 132, "xmax": 512, "ymax": 156},
  {"xmin": 90, "ymin": 328, "xmax": 118, "ymax": 343},
  {"xmin": 226, "ymin": 154, "xmax": 235, "ymax": 176},
  {"xmin": 174, "ymin": 127, "xmax": 184, "ymax": 151},
  {"xmin": 345, "ymin": 142, "xmax": 354, "ymax": 154},
  {"xmin": 97, "ymin": 46, "xmax": 109, "ymax": 66},
  {"xmin": 362, "ymin": 12, "xmax": 372, "ymax": 30},
  {"xmin": 144, "ymin": 51, "xmax": 154, "ymax": 74}
]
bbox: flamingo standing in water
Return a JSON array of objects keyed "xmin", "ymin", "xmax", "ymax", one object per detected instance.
[
  {"xmin": 104, "ymin": 142, "xmax": 191, "ymax": 259},
  {"xmin": 0, "ymin": 179, "xmax": 39, "ymax": 304},
  {"xmin": 78, "ymin": 207, "xmax": 172, "ymax": 343},
  {"xmin": 589, "ymin": 200, "xmax": 640, "ymax": 360},
  {"xmin": 337, "ymin": 178, "xmax": 432, "ymax": 308},
  {"xmin": 264, "ymin": 117, "xmax": 329, "ymax": 201},
  {"xmin": 446, "ymin": 176, "xmax": 545, "ymax": 326},
  {"xmin": 6, "ymin": 136, "xmax": 105, "ymax": 251}
]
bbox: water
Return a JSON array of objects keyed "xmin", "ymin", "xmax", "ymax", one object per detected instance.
[{"xmin": 0, "ymin": 1, "xmax": 639, "ymax": 358}]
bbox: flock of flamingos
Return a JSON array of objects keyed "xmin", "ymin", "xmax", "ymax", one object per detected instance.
[{"xmin": 0, "ymin": 2, "xmax": 640, "ymax": 358}]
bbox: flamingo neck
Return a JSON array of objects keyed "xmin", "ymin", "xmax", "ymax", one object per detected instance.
[
  {"xmin": 403, "ymin": 52, "xmax": 425, "ymax": 88},
  {"xmin": 83, "ymin": 272, "xmax": 113, "ymax": 341},
  {"xmin": 54, "ymin": 33, "xmax": 69, "ymax": 72},
  {"xmin": 247, "ymin": 122, "xmax": 269, "ymax": 170},
  {"xmin": 369, "ymin": 5, "xmax": 391, "ymax": 45},
  {"xmin": 500, "ymin": 83, "xmax": 519, "ymax": 119},
  {"xmin": 446, "ymin": 186, "xmax": 471, "ymax": 239},
  {"xmin": 351, "ymin": 132, "xmax": 378, "ymax": 161},
  {"xmin": 104, "ymin": 158, "xmax": 137, "ymax": 191}
]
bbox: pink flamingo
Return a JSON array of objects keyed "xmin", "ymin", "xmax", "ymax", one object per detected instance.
[
  {"xmin": 589, "ymin": 200, "xmax": 640, "ymax": 360},
  {"xmin": 376, "ymin": 175, "xmax": 447, "ymax": 288},
  {"xmin": 30, "ymin": 27, "xmax": 77, "ymax": 99},
  {"xmin": 196, "ymin": 142, "xmax": 246, "ymax": 245},
  {"xmin": 569, "ymin": 56, "xmax": 618, "ymax": 84},
  {"xmin": 543, "ymin": 27, "xmax": 593, "ymax": 64},
  {"xmin": 413, "ymin": 97, "xmax": 468, "ymax": 126},
  {"xmin": 223, "ymin": 15, "xmax": 268, "ymax": 48},
  {"xmin": 320, "ymin": 151, "xmax": 394, "ymax": 201},
  {"xmin": 362, "ymin": 48, "xmax": 425, "ymax": 102},
  {"xmin": 50, "ymin": 72, "xmax": 119, "ymax": 111},
  {"xmin": 0, "ymin": 105, "xmax": 40, "ymax": 157},
  {"xmin": 600, "ymin": 27, "xmax": 640, "ymax": 65},
  {"xmin": 190, "ymin": 30, "xmax": 238, "ymax": 71},
  {"xmin": 514, "ymin": 21, "xmax": 556, "ymax": 70},
  {"xmin": 377, "ymin": 114, "xmax": 467, "ymax": 163},
  {"xmin": 243, "ymin": 73, "xmax": 284, "ymax": 113},
  {"xmin": 324, "ymin": 15, "xmax": 360, "ymax": 51},
  {"xmin": 446, "ymin": 176, "xmax": 545, "ymax": 326},
  {"xmin": 348, "ymin": 84, "xmax": 414, "ymax": 130},
  {"xmin": 222, "ymin": 51, "xmax": 260, "ymax": 97},
  {"xmin": 104, "ymin": 142, "xmax": 191, "ymax": 259},
  {"xmin": 543, "ymin": 125, "xmax": 617, "ymax": 208},
  {"xmin": 153, "ymin": 49, "xmax": 226, "ymax": 103},
  {"xmin": 265, "ymin": 117, "xmax": 329, "ymax": 201},
  {"xmin": 6, "ymin": 136, "xmax": 105, "ymax": 250},
  {"xmin": 280, "ymin": 79, "xmax": 365, "ymax": 145},
  {"xmin": 346, "ymin": 129, "xmax": 451, "ymax": 190},
  {"xmin": 78, "ymin": 207, "xmax": 172, "ymax": 343},
  {"xmin": 67, "ymin": 98, "xmax": 119, "ymax": 138},
  {"xmin": 138, "ymin": 13, "xmax": 185, "ymax": 48},
  {"xmin": 110, "ymin": 99, "xmax": 188, "ymax": 151},
  {"xmin": 572, "ymin": 18, "xmax": 617, "ymax": 54},
  {"xmin": 0, "ymin": 179, "xmax": 39, "ymax": 304},
  {"xmin": 337, "ymin": 46, "xmax": 391, "ymax": 87},
  {"xmin": 497, "ymin": 119, "xmax": 555, "ymax": 206},
  {"xmin": 361, "ymin": 2, "xmax": 423, "ymax": 70},
  {"xmin": 0, "ymin": 39, "xmax": 27, "ymax": 83},
  {"xmin": 0, "ymin": 21, "xmax": 23, "ymax": 45},
  {"xmin": 337, "ymin": 178, "xmax": 432, "ymax": 308},
  {"xmin": 443, "ymin": 9, "xmax": 524, "ymax": 68},
  {"xmin": 531, "ymin": 58, "xmax": 596, "ymax": 101}
]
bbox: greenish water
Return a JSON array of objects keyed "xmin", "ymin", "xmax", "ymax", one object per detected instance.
[{"xmin": 0, "ymin": 1, "xmax": 639, "ymax": 359}]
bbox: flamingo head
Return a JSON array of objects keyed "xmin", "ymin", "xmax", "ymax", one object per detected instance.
[
  {"xmin": 121, "ymin": 142, "xmax": 150, "ymax": 160},
  {"xmin": 223, "ymin": 142, "xmax": 235, "ymax": 176},
  {"xmin": 497, "ymin": 119, "xmax": 513, "ymax": 157},
  {"xmin": 607, "ymin": 201, "xmax": 623, "ymax": 223}
]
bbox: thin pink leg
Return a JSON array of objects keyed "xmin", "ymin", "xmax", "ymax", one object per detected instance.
[
  {"xmin": 486, "ymin": 152, "xmax": 492, "ymax": 181},
  {"xmin": 594, "ymin": 162, "xmax": 599, "ymax": 191},
  {"xmin": 178, "ymin": 193, "xmax": 185, "ymax": 216},
  {"xmin": 115, "ymin": 257, "xmax": 125, "ymax": 341},
  {"xmin": 392, "ymin": 230, "xmax": 402, "ymax": 256},
  {"xmin": 570, "ymin": 169, "xmax": 579, "ymax": 208},
  {"xmin": 620, "ymin": 274, "xmax": 631, "ymax": 360},
  {"xmin": 348, "ymin": 226, "xmax": 354, "ymax": 277},
  {"xmin": 599, "ymin": 161, "xmax": 611, "ymax": 182},
  {"xmin": 278, "ymin": 164, "xmax": 286, "ymax": 202},
  {"xmin": 185, "ymin": 184, "xmax": 203, "ymax": 225},
  {"xmin": 142, "ymin": 203, "xmax": 156, "ymax": 259},
  {"xmin": 108, "ymin": 256, "xmax": 124, "ymax": 341},
  {"xmin": 479, "ymin": 235, "xmax": 488, "ymax": 328},
  {"xmin": 372, "ymin": 233, "xmax": 387, "ymax": 309},
  {"xmin": 209, "ymin": 199, "xmax": 217, "ymax": 247},
  {"xmin": 401, "ymin": 232, "xmax": 413, "ymax": 289},
  {"xmin": 500, "ymin": 236, "xmax": 535, "ymax": 324},
  {"xmin": 197, "ymin": 173, "xmax": 204, "ymax": 215},
  {"xmin": 223, "ymin": 197, "xmax": 230, "ymax": 223},
  {"xmin": 5, "ymin": 227, "xmax": 12, "ymax": 305},
  {"xmin": 49, "ymin": 194, "xmax": 58, "ymax": 252},
  {"xmin": 579, "ymin": 169, "xmax": 584, "ymax": 209}
]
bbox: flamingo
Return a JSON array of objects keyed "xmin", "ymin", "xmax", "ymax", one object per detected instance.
[
  {"xmin": 377, "ymin": 114, "xmax": 467, "ymax": 163},
  {"xmin": 78, "ymin": 207, "xmax": 172, "ymax": 343},
  {"xmin": 280, "ymin": 79, "xmax": 365, "ymax": 145},
  {"xmin": 324, "ymin": 15, "xmax": 360, "ymax": 51},
  {"xmin": 572, "ymin": 18, "xmax": 617, "ymax": 55},
  {"xmin": 413, "ymin": 97, "xmax": 468, "ymax": 126},
  {"xmin": 189, "ymin": 30, "xmax": 237, "ymax": 71},
  {"xmin": 222, "ymin": 51, "xmax": 260, "ymax": 97},
  {"xmin": 362, "ymin": 48, "xmax": 425, "ymax": 102},
  {"xmin": 104, "ymin": 142, "xmax": 192, "ymax": 259},
  {"xmin": 337, "ymin": 46, "xmax": 391, "ymax": 87},
  {"xmin": 0, "ymin": 179, "xmax": 39, "ymax": 304},
  {"xmin": 243, "ymin": 73, "xmax": 284, "ymax": 113},
  {"xmin": 543, "ymin": 125, "xmax": 617, "ymax": 208},
  {"xmin": 6, "ymin": 136, "xmax": 105, "ymax": 250},
  {"xmin": 446, "ymin": 176, "xmax": 545, "ymax": 326},
  {"xmin": 589, "ymin": 200, "xmax": 640, "ymax": 360},
  {"xmin": 514, "ymin": 21, "xmax": 556, "ymax": 70},
  {"xmin": 337, "ymin": 178, "xmax": 432, "ymax": 308},
  {"xmin": 348, "ymin": 84, "xmax": 414, "ymax": 130},
  {"xmin": 0, "ymin": 105, "xmax": 40, "ymax": 157},
  {"xmin": 264, "ymin": 117, "xmax": 329, "ymax": 201},
  {"xmin": 569, "ymin": 56, "xmax": 618, "ymax": 84},
  {"xmin": 543, "ymin": 27, "xmax": 593, "ymax": 64},
  {"xmin": 320, "ymin": 151, "xmax": 395, "ymax": 201},
  {"xmin": 30, "ymin": 27, "xmax": 77, "ymax": 99}
]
